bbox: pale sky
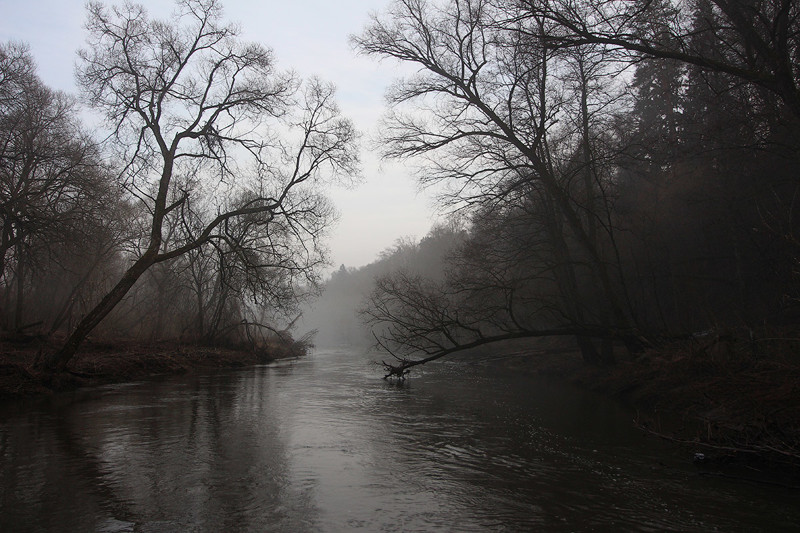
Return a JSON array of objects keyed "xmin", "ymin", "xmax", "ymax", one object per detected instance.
[{"xmin": 0, "ymin": 0, "xmax": 439, "ymax": 271}]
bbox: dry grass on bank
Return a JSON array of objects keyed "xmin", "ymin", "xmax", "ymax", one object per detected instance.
[{"xmin": 0, "ymin": 335, "xmax": 308, "ymax": 397}]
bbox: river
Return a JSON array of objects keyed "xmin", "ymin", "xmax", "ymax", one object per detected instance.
[{"xmin": 0, "ymin": 348, "xmax": 797, "ymax": 532}]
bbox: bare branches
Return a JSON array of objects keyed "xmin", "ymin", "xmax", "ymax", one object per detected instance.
[
  {"xmin": 0, "ymin": 42, "xmax": 116, "ymax": 315},
  {"xmin": 355, "ymin": 0, "xmax": 642, "ymax": 373},
  {"xmin": 41, "ymin": 0, "xmax": 358, "ymax": 372},
  {"xmin": 519, "ymin": 0, "xmax": 800, "ymax": 119},
  {"xmin": 362, "ymin": 260, "xmax": 639, "ymax": 379}
]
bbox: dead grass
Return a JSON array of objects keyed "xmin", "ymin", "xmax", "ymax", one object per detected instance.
[
  {"xmin": 582, "ymin": 334, "xmax": 800, "ymax": 472},
  {"xmin": 0, "ymin": 336, "xmax": 306, "ymax": 398}
]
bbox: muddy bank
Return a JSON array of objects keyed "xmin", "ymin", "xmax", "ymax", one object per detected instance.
[{"xmin": 0, "ymin": 337, "xmax": 305, "ymax": 398}]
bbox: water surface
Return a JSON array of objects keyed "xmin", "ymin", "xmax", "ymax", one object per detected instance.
[{"xmin": 1, "ymin": 349, "xmax": 797, "ymax": 531}]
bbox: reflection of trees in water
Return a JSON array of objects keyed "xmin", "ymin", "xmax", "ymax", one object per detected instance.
[
  {"xmin": 0, "ymin": 398, "xmax": 133, "ymax": 531},
  {"xmin": 354, "ymin": 365, "xmax": 674, "ymax": 530},
  {"xmin": 0, "ymin": 370, "xmax": 319, "ymax": 531},
  {"xmin": 3, "ymin": 353, "xmax": 797, "ymax": 531}
]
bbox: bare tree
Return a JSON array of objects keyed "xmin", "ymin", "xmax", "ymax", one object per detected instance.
[
  {"xmin": 0, "ymin": 42, "xmax": 115, "ymax": 332},
  {"xmin": 519, "ymin": 0, "xmax": 800, "ymax": 121},
  {"xmin": 361, "ymin": 262, "xmax": 616, "ymax": 378},
  {"xmin": 174, "ymin": 184, "xmax": 334, "ymax": 343},
  {"xmin": 39, "ymin": 0, "xmax": 358, "ymax": 373},
  {"xmin": 355, "ymin": 0, "xmax": 640, "ymax": 369}
]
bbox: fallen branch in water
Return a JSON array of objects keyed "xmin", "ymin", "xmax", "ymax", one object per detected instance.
[
  {"xmin": 382, "ymin": 360, "xmax": 412, "ymax": 380},
  {"xmin": 636, "ymin": 417, "xmax": 800, "ymax": 468}
]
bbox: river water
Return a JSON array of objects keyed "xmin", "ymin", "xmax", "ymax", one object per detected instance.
[{"xmin": 0, "ymin": 348, "xmax": 797, "ymax": 532}]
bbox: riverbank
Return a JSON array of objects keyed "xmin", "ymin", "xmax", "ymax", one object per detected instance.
[
  {"xmin": 488, "ymin": 336, "xmax": 800, "ymax": 482},
  {"xmin": 4, "ymin": 333, "xmax": 798, "ymax": 480},
  {"xmin": 0, "ymin": 336, "xmax": 307, "ymax": 397}
]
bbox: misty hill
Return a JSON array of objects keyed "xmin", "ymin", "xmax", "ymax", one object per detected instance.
[{"xmin": 299, "ymin": 223, "xmax": 466, "ymax": 348}]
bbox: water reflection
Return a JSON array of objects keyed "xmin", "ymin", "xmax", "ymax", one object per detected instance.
[
  {"xmin": 1, "ymin": 350, "xmax": 798, "ymax": 532},
  {"xmin": 0, "ymin": 369, "xmax": 317, "ymax": 532}
]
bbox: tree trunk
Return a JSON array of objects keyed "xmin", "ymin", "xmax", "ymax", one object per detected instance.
[
  {"xmin": 39, "ymin": 251, "xmax": 157, "ymax": 373},
  {"xmin": 14, "ymin": 238, "xmax": 24, "ymax": 331},
  {"xmin": 195, "ymin": 288, "xmax": 205, "ymax": 340}
]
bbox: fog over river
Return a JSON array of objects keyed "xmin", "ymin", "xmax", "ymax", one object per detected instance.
[{"xmin": 1, "ymin": 349, "xmax": 797, "ymax": 532}]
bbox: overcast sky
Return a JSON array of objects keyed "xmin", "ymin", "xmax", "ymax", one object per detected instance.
[{"xmin": 0, "ymin": 0, "xmax": 439, "ymax": 271}]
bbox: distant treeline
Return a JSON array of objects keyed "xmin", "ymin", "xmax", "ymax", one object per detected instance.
[{"xmin": 301, "ymin": 223, "xmax": 466, "ymax": 347}]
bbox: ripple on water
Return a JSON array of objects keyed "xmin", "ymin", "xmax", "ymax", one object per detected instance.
[{"xmin": 0, "ymin": 348, "xmax": 797, "ymax": 532}]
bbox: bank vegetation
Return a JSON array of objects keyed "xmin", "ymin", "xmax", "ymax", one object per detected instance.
[{"xmin": 348, "ymin": 0, "xmax": 800, "ymax": 472}]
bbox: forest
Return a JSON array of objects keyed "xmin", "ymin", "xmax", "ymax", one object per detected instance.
[
  {"xmin": 0, "ymin": 0, "xmax": 357, "ymax": 380},
  {"xmin": 343, "ymin": 0, "xmax": 800, "ymax": 374},
  {"xmin": 303, "ymin": 0, "xmax": 800, "ymax": 465},
  {"xmin": 2, "ymin": 0, "xmax": 800, "ymax": 460}
]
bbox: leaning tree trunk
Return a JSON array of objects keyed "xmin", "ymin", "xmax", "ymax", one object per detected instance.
[{"xmin": 39, "ymin": 249, "xmax": 158, "ymax": 373}]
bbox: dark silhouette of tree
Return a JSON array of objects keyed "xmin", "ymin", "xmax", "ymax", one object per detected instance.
[
  {"xmin": 0, "ymin": 42, "xmax": 116, "ymax": 332},
  {"xmin": 610, "ymin": 0, "xmax": 800, "ymax": 334},
  {"xmin": 354, "ymin": 0, "xmax": 642, "ymax": 369},
  {"xmin": 357, "ymin": 0, "xmax": 800, "ymax": 378},
  {"xmin": 520, "ymin": 0, "xmax": 800, "ymax": 122},
  {"xmin": 40, "ymin": 0, "xmax": 358, "ymax": 373}
]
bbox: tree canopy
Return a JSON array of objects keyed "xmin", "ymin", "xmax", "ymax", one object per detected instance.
[
  {"xmin": 0, "ymin": 0, "xmax": 359, "ymax": 372},
  {"xmin": 356, "ymin": 0, "xmax": 800, "ymax": 377}
]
